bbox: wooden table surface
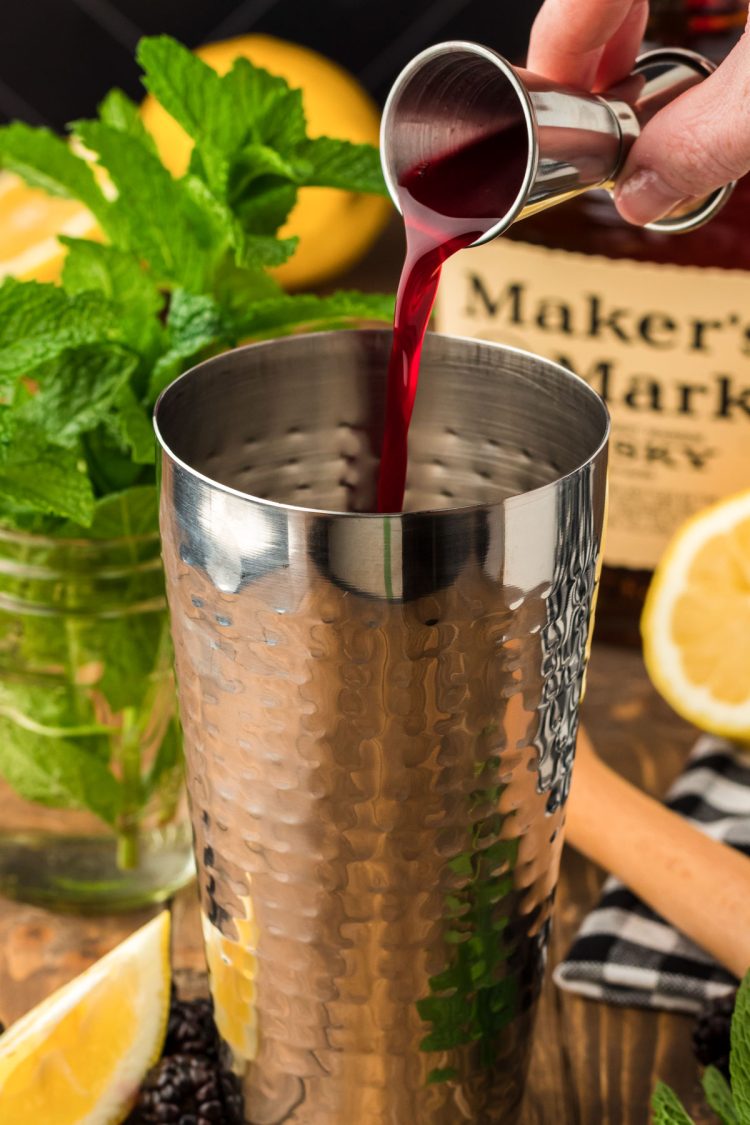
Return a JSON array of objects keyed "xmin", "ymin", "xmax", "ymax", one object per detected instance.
[{"xmin": 0, "ymin": 641, "xmax": 718, "ymax": 1123}]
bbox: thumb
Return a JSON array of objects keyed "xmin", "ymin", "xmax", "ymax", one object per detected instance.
[{"xmin": 615, "ymin": 30, "xmax": 750, "ymax": 225}]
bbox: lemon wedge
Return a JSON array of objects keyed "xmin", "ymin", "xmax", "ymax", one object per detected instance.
[
  {"xmin": 642, "ymin": 489, "xmax": 750, "ymax": 738},
  {"xmin": 0, "ymin": 911, "xmax": 171, "ymax": 1124},
  {"xmin": 202, "ymin": 895, "xmax": 259, "ymax": 1065},
  {"xmin": 0, "ymin": 170, "xmax": 98, "ymax": 283}
]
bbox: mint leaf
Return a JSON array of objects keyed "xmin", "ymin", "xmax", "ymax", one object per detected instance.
[
  {"xmin": 145, "ymin": 716, "xmax": 182, "ymax": 801},
  {"xmin": 150, "ymin": 288, "xmax": 393, "ymax": 398},
  {"xmin": 149, "ymin": 290, "xmax": 234, "ymax": 399},
  {"xmin": 731, "ymin": 973, "xmax": 750, "ymax": 1119},
  {"xmin": 297, "ymin": 137, "xmax": 387, "ymax": 194},
  {"xmin": 231, "ymin": 143, "xmax": 308, "ymax": 188},
  {"xmin": 234, "ymin": 290, "xmax": 395, "ymax": 340},
  {"xmin": 88, "ymin": 597, "xmax": 167, "ymax": 715},
  {"xmin": 0, "ymin": 710, "xmax": 120, "ymax": 825},
  {"xmin": 73, "ymin": 121, "xmax": 229, "ymax": 291},
  {"xmin": 236, "ymin": 232, "xmax": 299, "ymax": 269},
  {"xmin": 0, "ymin": 430, "xmax": 95, "ymax": 525},
  {"xmin": 82, "ymin": 424, "xmax": 146, "ymax": 497},
  {"xmin": 137, "ymin": 37, "xmax": 238, "ymax": 157},
  {"xmin": 701, "ymin": 1066, "xmax": 739, "ymax": 1125},
  {"xmin": 0, "ymin": 122, "xmax": 109, "ymax": 221},
  {"xmin": 651, "ymin": 1082, "xmax": 695, "ymax": 1124},
  {"xmin": 225, "ymin": 146, "xmax": 305, "ymax": 243},
  {"xmin": 213, "ymin": 257, "xmax": 282, "ymax": 310},
  {"xmin": 20, "ymin": 345, "xmax": 138, "ymax": 447},
  {"xmin": 61, "ymin": 485, "xmax": 158, "ymax": 539},
  {"xmin": 138, "ymin": 37, "xmax": 306, "ymax": 156},
  {"xmin": 175, "ymin": 173, "xmax": 296, "ymax": 271},
  {"xmin": 225, "ymin": 56, "xmax": 306, "ymax": 152},
  {"xmin": 98, "ymin": 88, "xmax": 159, "ymax": 155},
  {"xmin": 137, "ymin": 38, "xmax": 307, "ymax": 191},
  {"xmin": 60, "ymin": 238, "xmax": 164, "ymax": 360},
  {"xmin": 105, "ymin": 385, "xmax": 155, "ymax": 465},
  {"xmin": 230, "ymin": 181, "xmax": 298, "ymax": 238},
  {"xmin": 0, "ymin": 279, "xmax": 117, "ymax": 386}
]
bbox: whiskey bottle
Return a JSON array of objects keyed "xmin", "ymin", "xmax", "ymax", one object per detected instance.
[{"xmin": 435, "ymin": 0, "xmax": 750, "ymax": 646}]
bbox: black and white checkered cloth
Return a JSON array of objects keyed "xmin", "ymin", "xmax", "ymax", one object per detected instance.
[{"xmin": 554, "ymin": 735, "xmax": 750, "ymax": 1014}]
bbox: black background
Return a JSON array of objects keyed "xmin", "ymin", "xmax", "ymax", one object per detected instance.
[{"xmin": 0, "ymin": 0, "xmax": 544, "ymax": 127}]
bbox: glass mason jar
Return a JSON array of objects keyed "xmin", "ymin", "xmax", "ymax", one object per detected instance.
[{"xmin": 0, "ymin": 492, "xmax": 194, "ymax": 912}]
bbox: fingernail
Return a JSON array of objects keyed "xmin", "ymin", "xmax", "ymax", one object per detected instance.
[{"xmin": 615, "ymin": 167, "xmax": 687, "ymax": 226}]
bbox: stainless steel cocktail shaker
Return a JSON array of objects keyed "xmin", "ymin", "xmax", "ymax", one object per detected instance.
[{"xmin": 155, "ymin": 330, "xmax": 608, "ymax": 1123}]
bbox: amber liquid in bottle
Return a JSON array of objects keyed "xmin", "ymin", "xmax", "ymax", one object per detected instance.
[{"xmin": 509, "ymin": 0, "xmax": 750, "ymax": 646}]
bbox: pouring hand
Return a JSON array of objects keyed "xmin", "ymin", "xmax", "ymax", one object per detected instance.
[{"xmin": 528, "ymin": 0, "xmax": 750, "ymax": 226}]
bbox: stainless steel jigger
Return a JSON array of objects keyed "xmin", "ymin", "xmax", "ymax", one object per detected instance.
[
  {"xmin": 155, "ymin": 331, "xmax": 609, "ymax": 1124},
  {"xmin": 381, "ymin": 41, "xmax": 734, "ymax": 239}
]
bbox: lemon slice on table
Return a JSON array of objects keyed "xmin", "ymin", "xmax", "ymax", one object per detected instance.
[
  {"xmin": 0, "ymin": 912, "xmax": 171, "ymax": 1124},
  {"xmin": 642, "ymin": 489, "xmax": 750, "ymax": 738}
]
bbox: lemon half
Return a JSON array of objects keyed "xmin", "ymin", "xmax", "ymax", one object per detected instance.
[{"xmin": 642, "ymin": 489, "xmax": 750, "ymax": 738}]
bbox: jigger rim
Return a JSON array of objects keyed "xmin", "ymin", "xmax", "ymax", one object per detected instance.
[
  {"xmin": 153, "ymin": 329, "xmax": 610, "ymax": 521},
  {"xmin": 380, "ymin": 39, "xmax": 539, "ymax": 247}
]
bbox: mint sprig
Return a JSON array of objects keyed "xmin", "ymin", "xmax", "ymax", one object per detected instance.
[
  {"xmin": 0, "ymin": 35, "xmax": 394, "ymax": 845},
  {"xmin": 0, "ymin": 32, "xmax": 393, "ymax": 529},
  {"xmin": 652, "ymin": 973, "xmax": 750, "ymax": 1123},
  {"xmin": 732, "ymin": 974, "xmax": 750, "ymax": 1119}
]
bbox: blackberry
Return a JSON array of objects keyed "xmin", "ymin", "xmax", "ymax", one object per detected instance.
[
  {"xmin": 693, "ymin": 990, "xmax": 737, "ymax": 1077},
  {"xmin": 128, "ymin": 1054, "xmax": 227, "ymax": 1123},
  {"xmin": 219, "ymin": 1068, "xmax": 244, "ymax": 1123},
  {"xmin": 165, "ymin": 995, "xmax": 219, "ymax": 1060}
]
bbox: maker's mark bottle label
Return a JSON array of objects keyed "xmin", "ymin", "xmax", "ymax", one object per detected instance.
[{"xmin": 436, "ymin": 238, "xmax": 750, "ymax": 569}]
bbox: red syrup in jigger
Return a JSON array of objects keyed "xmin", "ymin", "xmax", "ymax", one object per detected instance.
[{"xmin": 376, "ymin": 123, "xmax": 529, "ymax": 513}]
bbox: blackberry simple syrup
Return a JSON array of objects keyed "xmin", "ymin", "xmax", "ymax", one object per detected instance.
[
  {"xmin": 377, "ymin": 126, "xmax": 528, "ymax": 511},
  {"xmin": 436, "ymin": 0, "xmax": 750, "ymax": 646}
]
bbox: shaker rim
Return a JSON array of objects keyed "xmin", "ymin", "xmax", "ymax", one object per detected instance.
[{"xmin": 153, "ymin": 329, "xmax": 610, "ymax": 521}]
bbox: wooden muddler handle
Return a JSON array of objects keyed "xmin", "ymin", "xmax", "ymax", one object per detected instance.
[{"xmin": 565, "ymin": 728, "xmax": 750, "ymax": 980}]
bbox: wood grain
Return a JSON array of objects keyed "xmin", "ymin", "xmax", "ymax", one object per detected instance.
[{"xmin": 0, "ymin": 642, "xmax": 716, "ymax": 1121}]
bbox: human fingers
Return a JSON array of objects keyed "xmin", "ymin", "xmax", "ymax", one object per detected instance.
[
  {"xmin": 591, "ymin": 0, "xmax": 649, "ymax": 91},
  {"xmin": 615, "ymin": 29, "xmax": 750, "ymax": 225},
  {"xmin": 528, "ymin": 0, "xmax": 643, "ymax": 89}
]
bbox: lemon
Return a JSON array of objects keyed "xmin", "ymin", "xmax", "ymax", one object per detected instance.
[
  {"xmin": 202, "ymin": 893, "xmax": 259, "ymax": 1065},
  {"xmin": 642, "ymin": 489, "xmax": 750, "ymax": 738},
  {"xmin": 0, "ymin": 171, "xmax": 98, "ymax": 283},
  {"xmin": 141, "ymin": 34, "xmax": 391, "ymax": 289},
  {"xmin": 0, "ymin": 912, "xmax": 171, "ymax": 1124}
]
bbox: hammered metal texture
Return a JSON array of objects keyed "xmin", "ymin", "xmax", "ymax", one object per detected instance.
[{"xmin": 156, "ymin": 330, "xmax": 609, "ymax": 1125}]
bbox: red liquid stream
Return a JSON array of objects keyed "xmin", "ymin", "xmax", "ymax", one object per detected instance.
[{"xmin": 376, "ymin": 124, "xmax": 530, "ymax": 513}]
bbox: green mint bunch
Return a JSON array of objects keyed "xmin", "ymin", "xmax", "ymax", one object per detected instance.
[
  {"xmin": 0, "ymin": 38, "xmax": 394, "ymax": 860},
  {"xmin": 0, "ymin": 35, "xmax": 394, "ymax": 530},
  {"xmin": 653, "ymin": 971, "xmax": 750, "ymax": 1124}
]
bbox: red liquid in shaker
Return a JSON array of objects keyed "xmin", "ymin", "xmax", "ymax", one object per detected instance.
[{"xmin": 376, "ymin": 124, "xmax": 529, "ymax": 512}]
